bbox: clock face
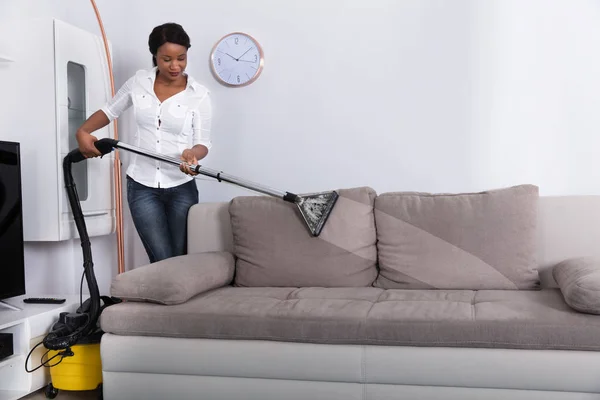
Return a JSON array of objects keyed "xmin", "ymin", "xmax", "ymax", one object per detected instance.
[{"xmin": 210, "ymin": 32, "xmax": 264, "ymax": 87}]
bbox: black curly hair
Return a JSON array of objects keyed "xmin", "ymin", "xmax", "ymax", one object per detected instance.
[{"xmin": 148, "ymin": 23, "xmax": 191, "ymax": 67}]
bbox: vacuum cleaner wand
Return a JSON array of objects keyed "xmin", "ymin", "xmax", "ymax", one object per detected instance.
[{"xmin": 94, "ymin": 138, "xmax": 339, "ymax": 237}]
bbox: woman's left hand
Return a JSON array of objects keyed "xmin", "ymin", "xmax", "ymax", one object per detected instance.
[{"xmin": 180, "ymin": 149, "xmax": 198, "ymax": 176}]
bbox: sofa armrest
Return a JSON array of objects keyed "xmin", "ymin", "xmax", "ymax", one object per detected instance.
[
  {"xmin": 110, "ymin": 251, "xmax": 235, "ymax": 305},
  {"xmin": 553, "ymin": 257, "xmax": 600, "ymax": 315}
]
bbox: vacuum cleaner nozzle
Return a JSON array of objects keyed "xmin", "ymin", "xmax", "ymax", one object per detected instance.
[{"xmin": 285, "ymin": 190, "xmax": 339, "ymax": 236}]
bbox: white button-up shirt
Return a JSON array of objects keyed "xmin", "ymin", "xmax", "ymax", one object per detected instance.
[{"xmin": 101, "ymin": 67, "xmax": 212, "ymax": 189}]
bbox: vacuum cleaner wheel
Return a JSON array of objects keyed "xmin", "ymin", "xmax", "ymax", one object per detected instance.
[{"xmin": 44, "ymin": 383, "xmax": 58, "ymax": 399}]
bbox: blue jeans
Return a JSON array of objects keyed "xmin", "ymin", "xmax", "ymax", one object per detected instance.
[{"xmin": 126, "ymin": 175, "xmax": 199, "ymax": 263}]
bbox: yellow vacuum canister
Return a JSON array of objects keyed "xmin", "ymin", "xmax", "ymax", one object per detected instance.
[{"xmin": 44, "ymin": 342, "xmax": 102, "ymax": 399}]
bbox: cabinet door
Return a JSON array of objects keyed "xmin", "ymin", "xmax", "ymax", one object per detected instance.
[
  {"xmin": 54, "ymin": 19, "xmax": 115, "ymax": 238},
  {"xmin": 54, "ymin": 19, "xmax": 113, "ymax": 154}
]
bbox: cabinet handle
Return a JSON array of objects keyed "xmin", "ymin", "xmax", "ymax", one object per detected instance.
[{"xmin": 82, "ymin": 212, "xmax": 108, "ymax": 217}]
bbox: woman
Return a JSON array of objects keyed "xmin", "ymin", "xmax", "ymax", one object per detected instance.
[{"xmin": 76, "ymin": 22, "xmax": 212, "ymax": 263}]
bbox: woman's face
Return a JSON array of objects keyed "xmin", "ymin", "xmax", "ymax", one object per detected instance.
[{"xmin": 156, "ymin": 42, "xmax": 188, "ymax": 81}]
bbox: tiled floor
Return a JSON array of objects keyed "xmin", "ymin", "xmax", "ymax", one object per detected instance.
[{"xmin": 22, "ymin": 387, "xmax": 100, "ymax": 399}]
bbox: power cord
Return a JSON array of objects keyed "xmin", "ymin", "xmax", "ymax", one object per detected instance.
[
  {"xmin": 23, "ymin": 270, "xmax": 85, "ymax": 373},
  {"xmin": 24, "ymin": 342, "xmax": 73, "ymax": 373}
]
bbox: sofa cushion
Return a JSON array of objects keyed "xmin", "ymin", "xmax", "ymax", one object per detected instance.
[
  {"xmin": 228, "ymin": 187, "xmax": 378, "ymax": 287},
  {"xmin": 110, "ymin": 252, "xmax": 234, "ymax": 305},
  {"xmin": 100, "ymin": 287, "xmax": 600, "ymax": 351},
  {"xmin": 373, "ymin": 184, "xmax": 540, "ymax": 290},
  {"xmin": 553, "ymin": 257, "xmax": 600, "ymax": 315}
]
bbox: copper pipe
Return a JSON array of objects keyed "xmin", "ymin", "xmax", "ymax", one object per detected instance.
[{"xmin": 90, "ymin": 0, "xmax": 126, "ymax": 275}]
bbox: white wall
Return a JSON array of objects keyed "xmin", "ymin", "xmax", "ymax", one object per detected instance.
[
  {"xmin": 0, "ymin": 0, "xmax": 122, "ymax": 296},
  {"xmin": 469, "ymin": 0, "xmax": 600, "ymax": 195},
  {"xmin": 108, "ymin": 0, "xmax": 600, "ymax": 201},
  {"xmin": 2, "ymin": 0, "xmax": 600, "ymax": 287},
  {"xmin": 112, "ymin": 0, "xmax": 478, "ymax": 197}
]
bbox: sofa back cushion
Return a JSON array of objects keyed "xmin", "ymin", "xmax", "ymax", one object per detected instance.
[
  {"xmin": 374, "ymin": 184, "xmax": 541, "ymax": 290},
  {"xmin": 229, "ymin": 186, "xmax": 378, "ymax": 287}
]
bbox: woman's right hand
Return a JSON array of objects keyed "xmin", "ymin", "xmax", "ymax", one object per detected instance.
[{"xmin": 76, "ymin": 130, "xmax": 102, "ymax": 158}]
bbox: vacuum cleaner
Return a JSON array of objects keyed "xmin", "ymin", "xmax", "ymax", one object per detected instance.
[
  {"xmin": 26, "ymin": 138, "xmax": 339, "ymax": 399},
  {"xmin": 25, "ymin": 142, "xmax": 122, "ymax": 399}
]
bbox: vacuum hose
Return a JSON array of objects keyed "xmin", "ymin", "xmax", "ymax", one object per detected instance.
[{"xmin": 42, "ymin": 142, "xmax": 114, "ymax": 350}]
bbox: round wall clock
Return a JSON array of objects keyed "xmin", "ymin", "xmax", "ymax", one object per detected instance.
[{"xmin": 209, "ymin": 32, "xmax": 264, "ymax": 87}]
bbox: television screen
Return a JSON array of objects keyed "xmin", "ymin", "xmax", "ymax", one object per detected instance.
[{"xmin": 0, "ymin": 141, "xmax": 25, "ymax": 300}]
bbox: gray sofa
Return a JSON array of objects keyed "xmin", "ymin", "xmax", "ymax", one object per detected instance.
[{"xmin": 99, "ymin": 185, "xmax": 600, "ymax": 400}]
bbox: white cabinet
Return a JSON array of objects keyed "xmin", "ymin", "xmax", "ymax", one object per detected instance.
[
  {"xmin": 0, "ymin": 18, "xmax": 115, "ymax": 241},
  {"xmin": 0, "ymin": 295, "xmax": 81, "ymax": 400}
]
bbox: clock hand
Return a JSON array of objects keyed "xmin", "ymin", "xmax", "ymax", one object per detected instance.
[
  {"xmin": 238, "ymin": 59, "xmax": 255, "ymax": 63},
  {"xmin": 237, "ymin": 47, "xmax": 253, "ymax": 60},
  {"xmin": 224, "ymin": 52, "xmax": 238, "ymax": 61},
  {"xmin": 217, "ymin": 49, "xmax": 238, "ymax": 61}
]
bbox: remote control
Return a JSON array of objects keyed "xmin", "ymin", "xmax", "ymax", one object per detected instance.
[{"xmin": 23, "ymin": 298, "xmax": 66, "ymax": 304}]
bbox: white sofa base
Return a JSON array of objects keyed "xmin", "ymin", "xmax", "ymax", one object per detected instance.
[{"xmin": 100, "ymin": 333, "xmax": 600, "ymax": 400}]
